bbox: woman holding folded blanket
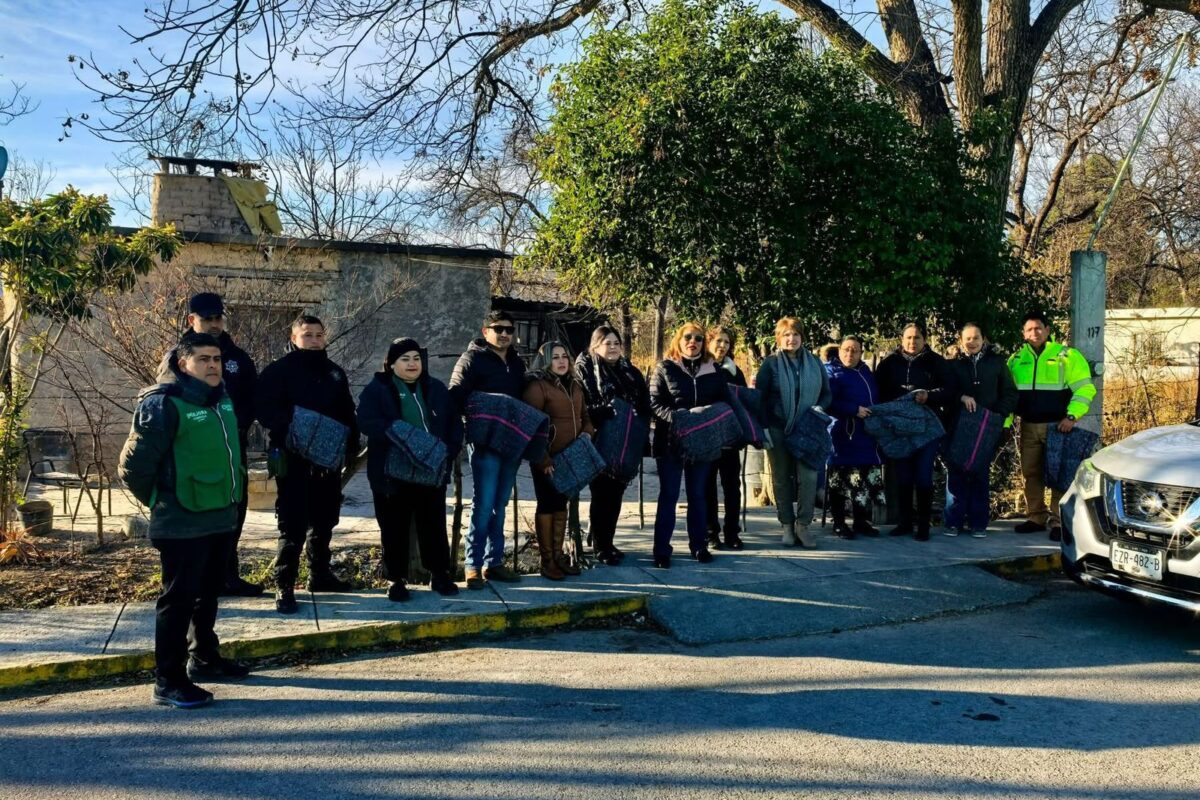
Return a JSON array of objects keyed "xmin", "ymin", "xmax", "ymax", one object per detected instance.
[
  {"xmin": 754, "ymin": 317, "xmax": 832, "ymax": 549},
  {"xmin": 825, "ymin": 336, "xmax": 887, "ymax": 540},
  {"xmin": 357, "ymin": 338, "xmax": 462, "ymax": 599},
  {"xmin": 876, "ymin": 322, "xmax": 951, "ymax": 540},
  {"xmin": 943, "ymin": 323, "xmax": 1018, "ymax": 537},
  {"xmin": 575, "ymin": 325, "xmax": 651, "ymax": 566},
  {"xmin": 705, "ymin": 326, "xmax": 748, "ymax": 551},
  {"xmin": 523, "ymin": 341, "xmax": 595, "ymax": 580},
  {"xmin": 650, "ymin": 322, "xmax": 729, "ymax": 568}
]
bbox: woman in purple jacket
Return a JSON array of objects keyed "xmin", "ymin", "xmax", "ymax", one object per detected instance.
[{"xmin": 824, "ymin": 336, "xmax": 886, "ymax": 540}]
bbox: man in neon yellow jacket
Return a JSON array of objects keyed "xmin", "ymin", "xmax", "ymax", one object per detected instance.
[{"xmin": 1007, "ymin": 312, "xmax": 1096, "ymax": 541}]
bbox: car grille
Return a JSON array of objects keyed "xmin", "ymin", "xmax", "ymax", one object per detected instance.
[{"xmin": 1119, "ymin": 480, "xmax": 1200, "ymax": 527}]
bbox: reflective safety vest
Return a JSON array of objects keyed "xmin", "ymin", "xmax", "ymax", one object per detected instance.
[
  {"xmin": 168, "ymin": 395, "xmax": 244, "ymax": 512},
  {"xmin": 1006, "ymin": 341, "xmax": 1095, "ymax": 425}
]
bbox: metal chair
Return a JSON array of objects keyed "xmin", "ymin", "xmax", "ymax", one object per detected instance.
[{"xmin": 21, "ymin": 428, "xmax": 104, "ymax": 522}]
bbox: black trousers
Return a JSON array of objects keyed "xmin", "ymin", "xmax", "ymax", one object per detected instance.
[
  {"xmin": 589, "ymin": 473, "xmax": 628, "ymax": 553},
  {"xmin": 152, "ymin": 531, "xmax": 231, "ymax": 684},
  {"xmin": 274, "ymin": 462, "xmax": 343, "ymax": 586},
  {"xmin": 531, "ymin": 467, "xmax": 569, "ymax": 514},
  {"xmin": 372, "ymin": 485, "xmax": 451, "ymax": 581},
  {"xmin": 704, "ymin": 448, "xmax": 742, "ymax": 535}
]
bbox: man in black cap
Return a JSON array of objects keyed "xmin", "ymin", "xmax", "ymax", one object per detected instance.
[{"xmin": 159, "ymin": 292, "xmax": 261, "ymax": 596}]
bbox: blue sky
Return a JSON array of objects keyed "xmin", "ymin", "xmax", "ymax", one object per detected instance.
[{"xmin": 0, "ymin": 0, "xmax": 134, "ymax": 201}]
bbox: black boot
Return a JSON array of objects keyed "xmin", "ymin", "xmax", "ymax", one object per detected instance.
[
  {"xmin": 852, "ymin": 505, "xmax": 879, "ymax": 537},
  {"xmin": 306, "ymin": 529, "xmax": 353, "ymax": 592},
  {"xmin": 831, "ymin": 498, "xmax": 854, "ymax": 539},
  {"xmin": 915, "ymin": 488, "xmax": 933, "ymax": 542},
  {"xmin": 889, "ymin": 483, "xmax": 914, "ymax": 536}
]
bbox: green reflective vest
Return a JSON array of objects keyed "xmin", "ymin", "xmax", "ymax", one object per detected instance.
[{"xmin": 168, "ymin": 395, "xmax": 244, "ymax": 512}]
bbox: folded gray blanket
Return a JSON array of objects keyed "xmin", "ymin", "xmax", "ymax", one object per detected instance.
[
  {"xmin": 385, "ymin": 420, "xmax": 449, "ymax": 486},
  {"xmin": 863, "ymin": 397, "xmax": 945, "ymax": 459},
  {"xmin": 1044, "ymin": 426, "xmax": 1100, "ymax": 492},
  {"xmin": 783, "ymin": 407, "xmax": 833, "ymax": 469}
]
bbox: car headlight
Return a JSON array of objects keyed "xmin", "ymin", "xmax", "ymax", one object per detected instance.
[{"xmin": 1075, "ymin": 459, "xmax": 1104, "ymax": 500}]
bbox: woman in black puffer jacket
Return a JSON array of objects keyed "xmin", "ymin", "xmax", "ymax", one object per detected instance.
[
  {"xmin": 649, "ymin": 322, "xmax": 729, "ymax": 569},
  {"xmin": 875, "ymin": 322, "xmax": 952, "ymax": 540},
  {"xmin": 704, "ymin": 325, "xmax": 748, "ymax": 551},
  {"xmin": 944, "ymin": 323, "xmax": 1018, "ymax": 536},
  {"xmin": 357, "ymin": 338, "xmax": 463, "ymax": 600},
  {"xmin": 575, "ymin": 325, "xmax": 651, "ymax": 566}
]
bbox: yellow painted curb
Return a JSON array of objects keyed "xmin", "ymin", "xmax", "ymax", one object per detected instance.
[
  {"xmin": 0, "ymin": 594, "xmax": 648, "ymax": 693},
  {"xmin": 985, "ymin": 551, "xmax": 1062, "ymax": 578}
]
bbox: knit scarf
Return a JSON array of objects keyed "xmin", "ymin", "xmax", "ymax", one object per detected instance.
[{"xmin": 778, "ymin": 350, "xmax": 820, "ymax": 434}]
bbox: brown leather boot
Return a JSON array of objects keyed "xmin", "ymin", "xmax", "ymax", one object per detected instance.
[
  {"xmin": 552, "ymin": 511, "xmax": 581, "ymax": 575},
  {"xmin": 536, "ymin": 514, "xmax": 564, "ymax": 580}
]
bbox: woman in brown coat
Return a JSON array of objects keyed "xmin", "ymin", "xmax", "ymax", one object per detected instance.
[{"xmin": 522, "ymin": 340, "xmax": 595, "ymax": 579}]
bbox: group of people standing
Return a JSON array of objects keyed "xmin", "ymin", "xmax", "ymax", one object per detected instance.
[{"xmin": 117, "ymin": 293, "xmax": 1093, "ymax": 709}]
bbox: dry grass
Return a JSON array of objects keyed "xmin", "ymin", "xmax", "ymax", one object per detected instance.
[{"xmin": 1103, "ymin": 375, "xmax": 1198, "ymax": 441}]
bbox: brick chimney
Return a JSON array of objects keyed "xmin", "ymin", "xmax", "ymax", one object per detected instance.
[{"xmin": 149, "ymin": 155, "xmax": 264, "ymax": 236}]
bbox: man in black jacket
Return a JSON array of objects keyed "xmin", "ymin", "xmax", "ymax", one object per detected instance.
[
  {"xmin": 120, "ymin": 332, "xmax": 250, "ymax": 708},
  {"xmin": 159, "ymin": 292, "xmax": 261, "ymax": 596},
  {"xmin": 256, "ymin": 314, "xmax": 360, "ymax": 614},
  {"xmin": 448, "ymin": 310, "xmax": 527, "ymax": 589}
]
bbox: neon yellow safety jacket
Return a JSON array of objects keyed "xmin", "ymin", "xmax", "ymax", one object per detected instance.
[{"xmin": 1006, "ymin": 341, "xmax": 1095, "ymax": 426}]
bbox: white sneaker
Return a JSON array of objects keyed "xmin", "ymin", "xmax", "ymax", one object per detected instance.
[
  {"xmin": 971, "ymin": 530, "xmax": 988, "ymax": 539},
  {"xmin": 943, "ymin": 528, "xmax": 959, "ymax": 537}
]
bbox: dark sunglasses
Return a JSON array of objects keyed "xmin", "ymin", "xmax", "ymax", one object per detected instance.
[
  {"xmin": 489, "ymin": 325, "xmax": 516, "ymax": 335},
  {"xmin": 682, "ymin": 333, "xmax": 705, "ymax": 342}
]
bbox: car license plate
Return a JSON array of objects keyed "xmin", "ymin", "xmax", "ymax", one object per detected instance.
[{"xmin": 1110, "ymin": 541, "xmax": 1164, "ymax": 581}]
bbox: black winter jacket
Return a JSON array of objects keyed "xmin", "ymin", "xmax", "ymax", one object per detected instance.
[
  {"xmin": 875, "ymin": 347, "xmax": 952, "ymax": 421},
  {"xmin": 574, "ymin": 352, "xmax": 651, "ymax": 424},
  {"xmin": 356, "ymin": 360, "xmax": 462, "ymax": 496},
  {"xmin": 947, "ymin": 345, "xmax": 1019, "ymax": 430},
  {"xmin": 649, "ymin": 357, "xmax": 729, "ymax": 458},
  {"xmin": 255, "ymin": 348, "xmax": 359, "ymax": 458},
  {"xmin": 158, "ymin": 331, "xmax": 258, "ymax": 436},
  {"xmin": 118, "ymin": 373, "xmax": 239, "ymax": 540},
  {"xmin": 447, "ymin": 339, "xmax": 527, "ymax": 413}
]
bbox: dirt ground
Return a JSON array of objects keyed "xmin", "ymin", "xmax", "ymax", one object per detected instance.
[
  {"xmin": 0, "ymin": 528, "xmax": 162, "ymax": 611},
  {"xmin": 0, "ymin": 526, "xmax": 549, "ymax": 610}
]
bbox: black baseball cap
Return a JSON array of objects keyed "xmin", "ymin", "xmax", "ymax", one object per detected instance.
[{"xmin": 188, "ymin": 292, "xmax": 225, "ymax": 317}]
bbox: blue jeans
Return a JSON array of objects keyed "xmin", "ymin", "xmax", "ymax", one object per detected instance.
[
  {"xmin": 892, "ymin": 437, "xmax": 941, "ymax": 489},
  {"xmin": 945, "ymin": 467, "xmax": 991, "ymax": 531},
  {"xmin": 655, "ymin": 456, "xmax": 713, "ymax": 559},
  {"xmin": 466, "ymin": 447, "xmax": 522, "ymax": 569}
]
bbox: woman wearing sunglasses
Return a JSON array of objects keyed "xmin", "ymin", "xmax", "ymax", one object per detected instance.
[{"xmin": 648, "ymin": 322, "xmax": 730, "ymax": 568}]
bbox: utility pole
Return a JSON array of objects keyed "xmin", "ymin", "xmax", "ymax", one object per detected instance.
[{"xmin": 1071, "ymin": 31, "xmax": 1190, "ymax": 437}]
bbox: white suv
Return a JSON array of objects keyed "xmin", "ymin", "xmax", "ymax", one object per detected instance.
[{"xmin": 1060, "ymin": 420, "xmax": 1200, "ymax": 611}]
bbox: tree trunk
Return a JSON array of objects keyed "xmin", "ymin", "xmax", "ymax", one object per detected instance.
[{"xmin": 653, "ymin": 296, "xmax": 668, "ymax": 363}]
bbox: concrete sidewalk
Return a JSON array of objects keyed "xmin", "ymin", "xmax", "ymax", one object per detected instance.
[{"xmin": 0, "ymin": 494, "xmax": 1061, "ymax": 690}]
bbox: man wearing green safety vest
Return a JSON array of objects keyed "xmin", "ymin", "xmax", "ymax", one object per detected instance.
[
  {"xmin": 1007, "ymin": 311, "xmax": 1096, "ymax": 542},
  {"xmin": 119, "ymin": 331, "xmax": 251, "ymax": 709}
]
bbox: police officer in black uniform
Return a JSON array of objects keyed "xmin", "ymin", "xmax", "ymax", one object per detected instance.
[
  {"xmin": 159, "ymin": 292, "xmax": 261, "ymax": 597},
  {"xmin": 255, "ymin": 314, "xmax": 359, "ymax": 614}
]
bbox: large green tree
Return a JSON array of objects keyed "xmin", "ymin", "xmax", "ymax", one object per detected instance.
[
  {"xmin": 0, "ymin": 188, "xmax": 181, "ymax": 531},
  {"xmin": 526, "ymin": 0, "xmax": 1049, "ymax": 347}
]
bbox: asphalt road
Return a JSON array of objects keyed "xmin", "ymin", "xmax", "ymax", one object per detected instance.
[{"xmin": 2, "ymin": 577, "xmax": 1199, "ymax": 800}]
